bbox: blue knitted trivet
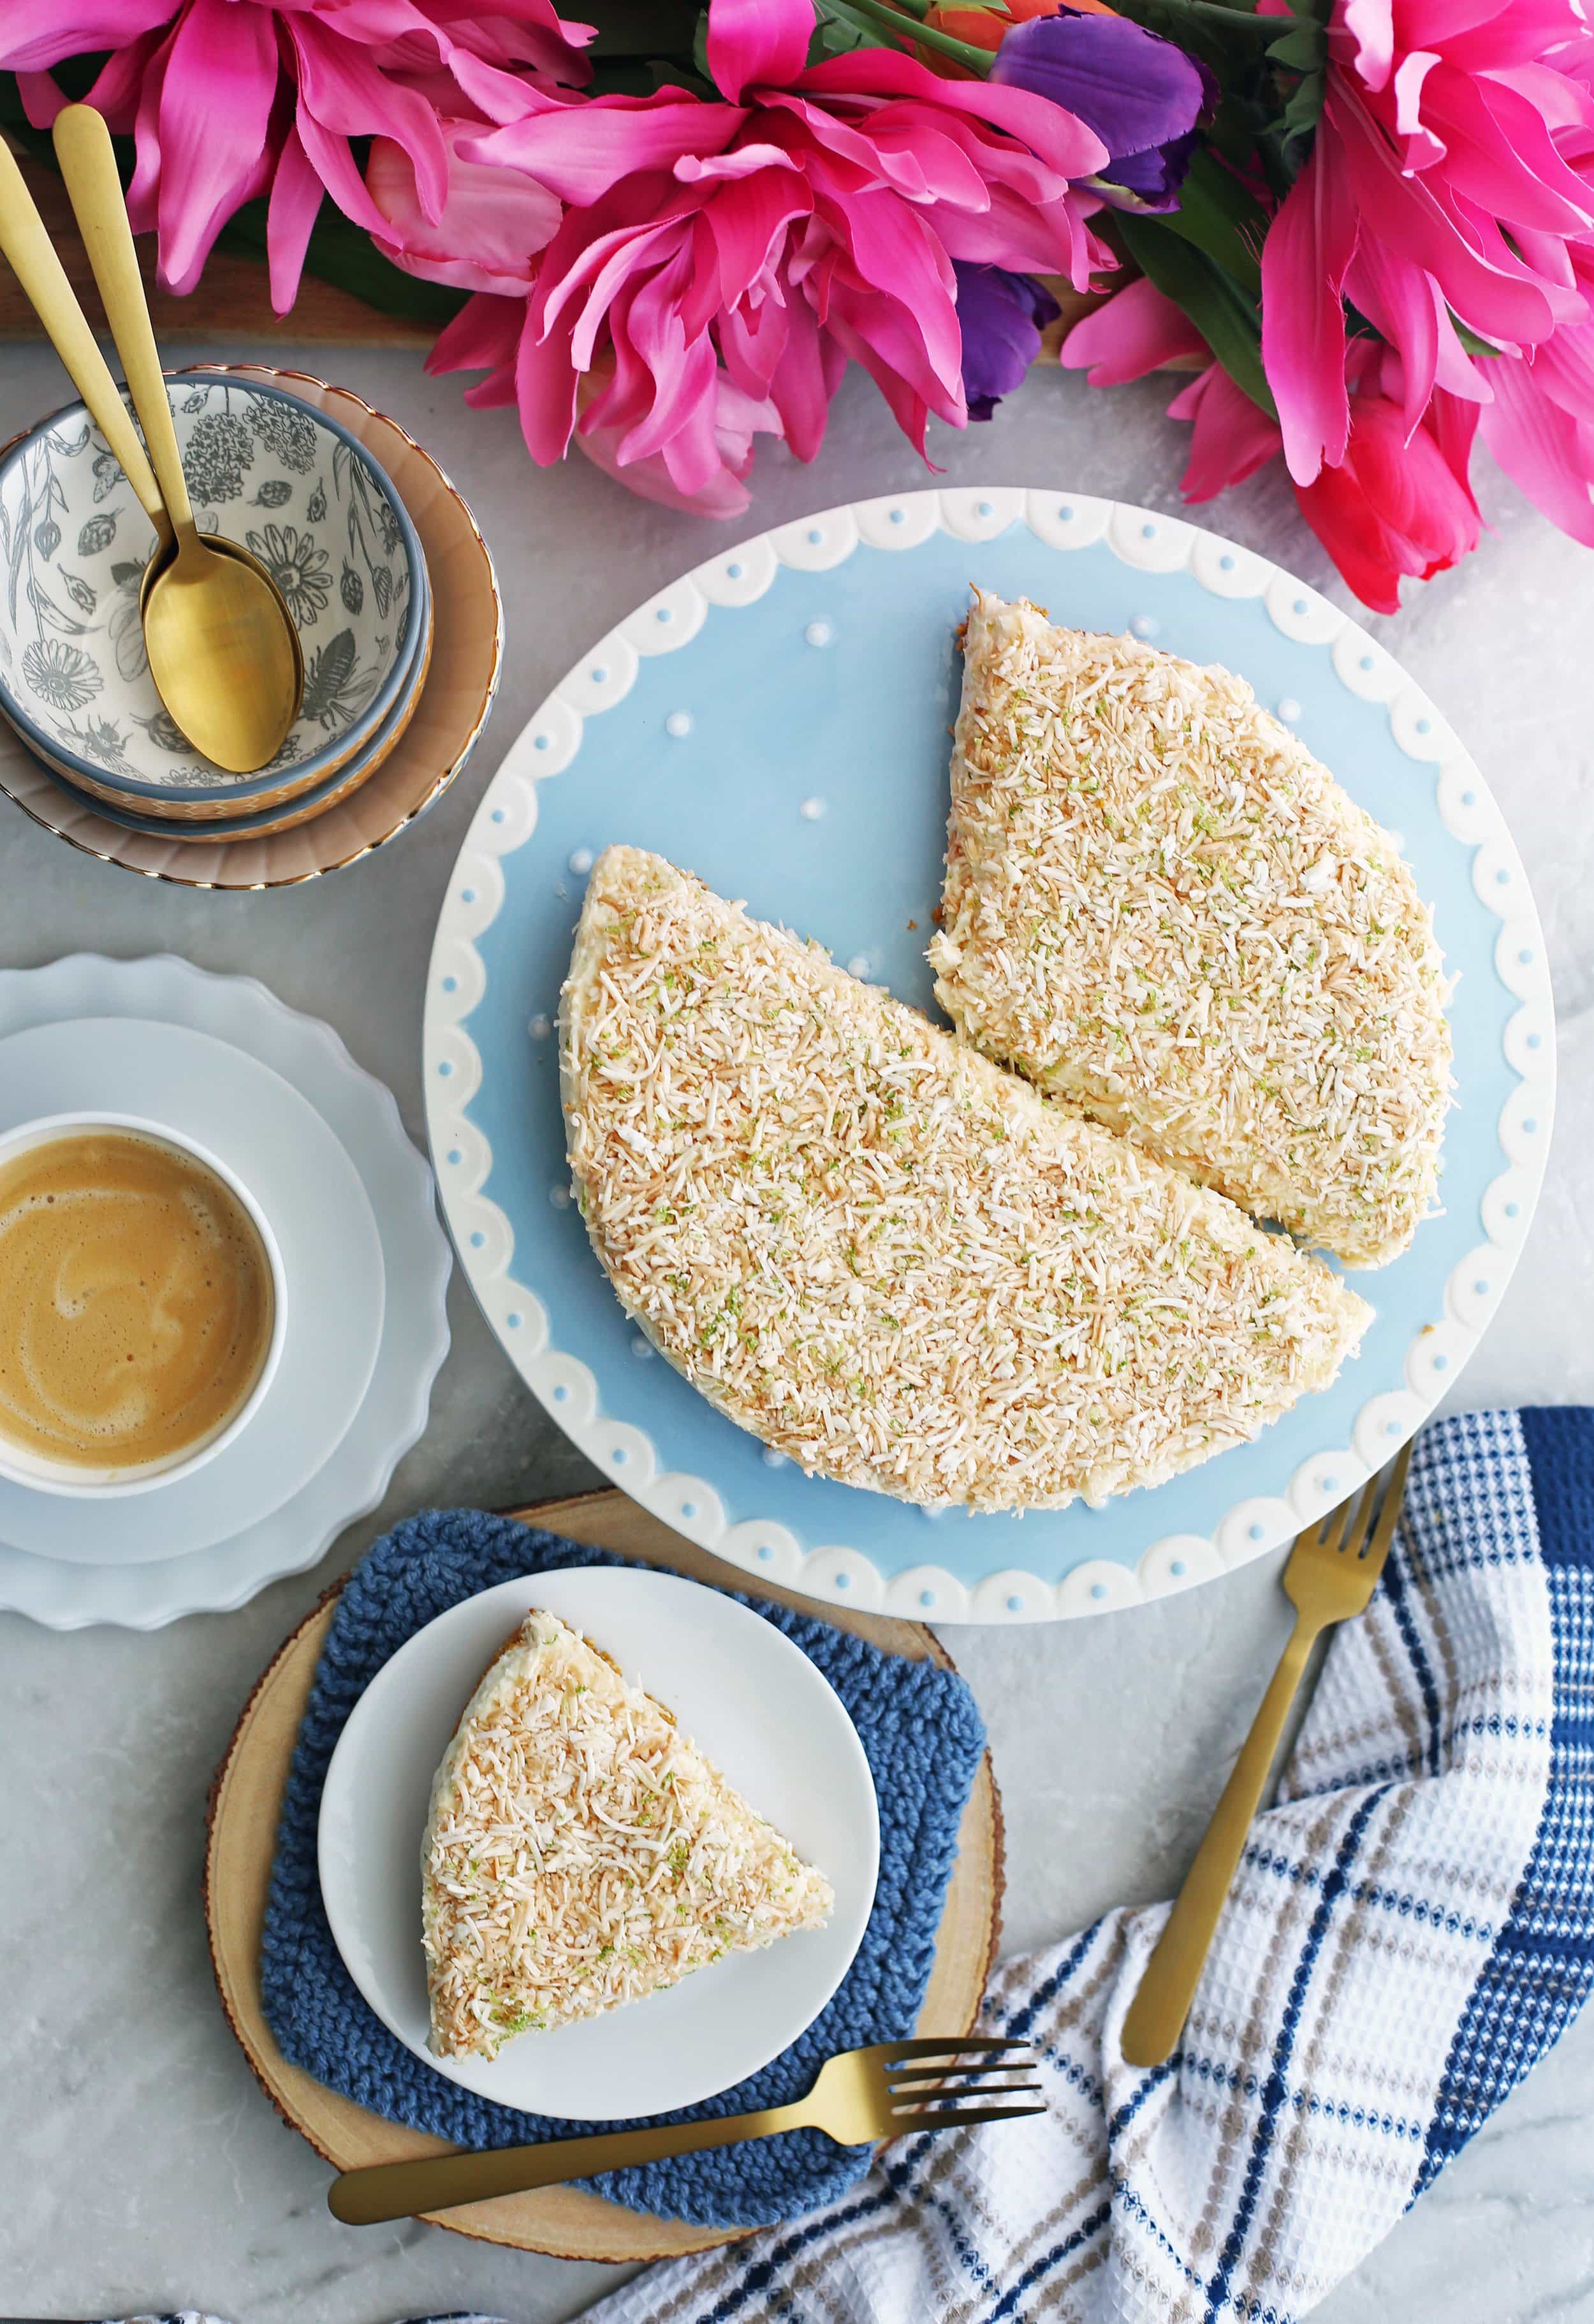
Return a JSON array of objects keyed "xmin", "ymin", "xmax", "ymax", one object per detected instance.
[{"xmin": 260, "ymin": 1508, "xmax": 988, "ymax": 2228}]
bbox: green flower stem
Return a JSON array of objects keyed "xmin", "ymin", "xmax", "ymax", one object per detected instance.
[
  {"xmin": 1123, "ymin": 0, "xmax": 1283, "ymax": 31},
  {"xmin": 1178, "ymin": 3, "xmax": 1285, "ymax": 29},
  {"xmin": 837, "ymin": 0, "xmax": 1001, "ymax": 73}
]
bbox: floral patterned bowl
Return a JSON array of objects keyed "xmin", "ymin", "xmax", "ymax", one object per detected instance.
[
  {"xmin": 0, "ymin": 375, "xmax": 427, "ymax": 820},
  {"xmin": 0, "ymin": 364, "xmax": 501, "ymax": 888},
  {"xmin": 29, "ymin": 564, "xmax": 433, "ymax": 844}
]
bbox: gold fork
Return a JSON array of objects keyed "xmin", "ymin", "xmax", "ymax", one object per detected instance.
[
  {"xmin": 1120, "ymin": 1446, "xmax": 1412, "ymax": 2069},
  {"xmin": 328, "ymin": 2034, "xmax": 1044, "ymax": 2223}
]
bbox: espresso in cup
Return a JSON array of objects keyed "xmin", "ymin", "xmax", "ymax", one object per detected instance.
[{"xmin": 0, "ymin": 1124, "xmax": 275, "ymax": 1483}]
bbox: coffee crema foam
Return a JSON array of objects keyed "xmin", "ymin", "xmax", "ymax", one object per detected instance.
[{"xmin": 0, "ymin": 1130, "xmax": 274, "ymax": 1473}]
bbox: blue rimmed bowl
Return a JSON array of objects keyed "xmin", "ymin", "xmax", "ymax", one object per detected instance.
[
  {"xmin": 34, "ymin": 560, "xmax": 434, "ymax": 846},
  {"xmin": 0, "ymin": 372, "xmax": 427, "ymax": 820}
]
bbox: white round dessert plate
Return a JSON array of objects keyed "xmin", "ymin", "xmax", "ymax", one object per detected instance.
[
  {"xmin": 427, "ymin": 487, "xmax": 1553, "ymax": 1624},
  {"xmin": 318, "ymin": 1565, "xmax": 880, "ymax": 2122},
  {"xmin": 0, "ymin": 955, "xmax": 451, "ymax": 1628}
]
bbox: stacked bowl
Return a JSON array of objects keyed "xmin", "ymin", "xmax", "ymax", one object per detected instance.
[{"xmin": 0, "ymin": 368, "xmax": 500, "ymax": 880}]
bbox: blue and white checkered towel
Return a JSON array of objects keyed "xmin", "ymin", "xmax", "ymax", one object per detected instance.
[{"xmin": 585, "ymin": 1407, "xmax": 1594, "ymax": 2323}]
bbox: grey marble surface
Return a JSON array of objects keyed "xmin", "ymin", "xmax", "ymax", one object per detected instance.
[{"xmin": 1, "ymin": 335, "xmax": 1591, "ymax": 2324}]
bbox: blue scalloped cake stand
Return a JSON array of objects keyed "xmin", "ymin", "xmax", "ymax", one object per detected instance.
[{"xmin": 425, "ymin": 487, "xmax": 1551, "ymax": 1621}]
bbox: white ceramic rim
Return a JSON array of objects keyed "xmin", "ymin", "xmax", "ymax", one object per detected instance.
[
  {"xmin": 425, "ymin": 483, "xmax": 1556, "ymax": 1624},
  {"xmin": 0, "ymin": 1107, "xmax": 287, "ymax": 1497}
]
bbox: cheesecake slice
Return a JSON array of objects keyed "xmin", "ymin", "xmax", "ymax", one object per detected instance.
[
  {"xmin": 421, "ymin": 1608, "xmax": 833, "ymax": 2059},
  {"xmin": 559, "ymin": 846, "xmax": 1371, "ymax": 1513},
  {"xmin": 931, "ymin": 591, "xmax": 1451, "ymax": 1267}
]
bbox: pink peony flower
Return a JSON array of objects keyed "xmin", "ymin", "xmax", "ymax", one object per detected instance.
[
  {"xmin": 1476, "ymin": 321, "xmax": 1594, "ymax": 549},
  {"xmin": 1295, "ymin": 363, "xmax": 1482, "ymax": 615},
  {"xmin": 367, "ymin": 114, "xmax": 563, "ymax": 295},
  {"xmin": 574, "ymin": 364, "xmax": 786, "ymax": 520},
  {"xmin": 1062, "ymin": 278, "xmax": 1480, "ymax": 612},
  {"xmin": 1062, "ymin": 274, "xmax": 1282, "ymax": 501},
  {"xmin": 1060, "ymin": 272, "xmax": 1205, "ymax": 383},
  {"xmin": 1, "ymin": 0, "xmax": 592, "ymax": 312},
  {"xmin": 1259, "ymin": 0, "xmax": 1594, "ymax": 489},
  {"xmin": 1166, "ymin": 361, "xmax": 1283, "ymax": 504},
  {"xmin": 403, "ymin": 276, "xmax": 785, "ymax": 515},
  {"xmin": 388, "ymin": 0, "xmax": 1115, "ymax": 515}
]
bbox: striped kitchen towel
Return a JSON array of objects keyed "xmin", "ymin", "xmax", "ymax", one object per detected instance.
[{"xmin": 588, "ymin": 1406, "xmax": 1594, "ymax": 2323}]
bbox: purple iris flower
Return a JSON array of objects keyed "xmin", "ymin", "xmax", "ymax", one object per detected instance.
[
  {"xmin": 954, "ymin": 265, "xmax": 1062, "ymax": 420},
  {"xmin": 990, "ymin": 7, "xmax": 1215, "ymax": 212}
]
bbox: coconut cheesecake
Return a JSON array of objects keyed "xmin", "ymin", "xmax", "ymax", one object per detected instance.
[
  {"xmin": 931, "ymin": 591, "xmax": 1451, "ymax": 1267},
  {"xmin": 559, "ymin": 845, "xmax": 1371, "ymax": 1513}
]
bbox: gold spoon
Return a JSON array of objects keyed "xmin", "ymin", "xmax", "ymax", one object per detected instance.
[
  {"xmin": 50, "ymin": 105, "xmax": 301, "ymax": 773},
  {"xmin": 0, "ymin": 137, "xmax": 172, "ymax": 549},
  {"xmin": 0, "ymin": 130, "xmax": 302, "ymax": 760}
]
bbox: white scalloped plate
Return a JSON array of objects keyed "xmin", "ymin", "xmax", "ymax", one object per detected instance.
[
  {"xmin": 425, "ymin": 488, "xmax": 1551, "ymax": 1622},
  {"xmin": 0, "ymin": 957, "xmax": 452, "ymax": 1627}
]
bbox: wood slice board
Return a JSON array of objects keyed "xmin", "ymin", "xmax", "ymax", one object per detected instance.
[{"xmin": 205, "ymin": 1487, "xmax": 1005, "ymax": 2264}]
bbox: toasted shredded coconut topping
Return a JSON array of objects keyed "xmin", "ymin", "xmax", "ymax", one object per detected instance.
[
  {"xmin": 930, "ymin": 593, "xmax": 1452, "ymax": 1269},
  {"xmin": 422, "ymin": 1609, "xmax": 833, "ymax": 2059},
  {"xmin": 559, "ymin": 846, "xmax": 1370, "ymax": 1514}
]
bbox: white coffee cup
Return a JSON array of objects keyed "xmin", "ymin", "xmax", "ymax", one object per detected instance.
[{"xmin": 0, "ymin": 1109, "xmax": 286, "ymax": 1496}]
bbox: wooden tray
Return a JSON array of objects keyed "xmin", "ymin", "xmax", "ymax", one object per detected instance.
[{"xmin": 205, "ymin": 1489, "xmax": 1005, "ymax": 2263}]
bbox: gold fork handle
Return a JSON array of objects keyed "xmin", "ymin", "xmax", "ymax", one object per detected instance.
[
  {"xmin": 51, "ymin": 105, "xmax": 196, "ymax": 543},
  {"xmin": 1120, "ymin": 1614, "xmax": 1320, "ymax": 2068},
  {"xmin": 0, "ymin": 134, "xmax": 167, "ymax": 534},
  {"xmin": 328, "ymin": 2098, "xmax": 812, "ymax": 2225}
]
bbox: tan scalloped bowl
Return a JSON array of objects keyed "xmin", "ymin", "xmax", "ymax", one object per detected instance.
[{"xmin": 0, "ymin": 366, "xmax": 501, "ymax": 889}]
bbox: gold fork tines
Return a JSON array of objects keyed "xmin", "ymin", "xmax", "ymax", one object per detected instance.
[
  {"xmin": 1120, "ymin": 1446, "xmax": 1413, "ymax": 2070},
  {"xmin": 328, "ymin": 2034, "xmax": 1046, "ymax": 2225}
]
